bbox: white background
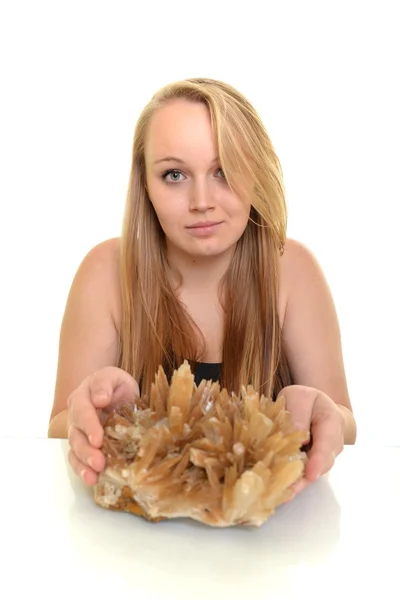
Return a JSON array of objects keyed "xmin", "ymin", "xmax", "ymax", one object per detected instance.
[{"xmin": 0, "ymin": 1, "xmax": 398, "ymax": 444}]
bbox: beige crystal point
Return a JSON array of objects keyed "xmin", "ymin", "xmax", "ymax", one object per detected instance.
[{"xmin": 93, "ymin": 361, "xmax": 309, "ymax": 527}]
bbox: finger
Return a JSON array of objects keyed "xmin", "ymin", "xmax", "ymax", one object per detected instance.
[
  {"xmin": 68, "ymin": 425, "xmax": 105, "ymax": 473},
  {"xmin": 305, "ymin": 416, "xmax": 341, "ymax": 481},
  {"xmin": 69, "ymin": 367, "xmax": 139, "ymax": 449},
  {"xmin": 290, "ymin": 477, "xmax": 310, "ymax": 497},
  {"xmin": 88, "ymin": 368, "xmax": 140, "ymax": 447},
  {"xmin": 278, "ymin": 385, "xmax": 316, "ymax": 434},
  {"xmin": 69, "ymin": 388, "xmax": 104, "ymax": 449},
  {"xmin": 306, "ymin": 448, "xmax": 336, "ymax": 481},
  {"xmin": 89, "ymin": 366, "xmax": 140, "ymax": 411},
  {"xmin": 301, "ymin": 434, "xmax": 313, "ymax": 453},
  {"xmin": 68, "ymin": 448, "xmax": 98, "ymax": 486}
]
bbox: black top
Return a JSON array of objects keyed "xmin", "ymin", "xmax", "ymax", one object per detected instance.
[
  {"xmin": 193, "ymin": 362, "xmax": 221, "ymax": 386},
  {"xmin": 141, "ymin": 361, "xmax": 279, "ymax": 401},
  {"xmin": 138, "ymin": 361, "xmax": 221, "ymax": 395}
]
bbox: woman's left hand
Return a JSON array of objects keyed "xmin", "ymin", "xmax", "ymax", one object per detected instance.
[{"xmin": 278, "ymin": 385, "xmax": 345, "ymax": 498}]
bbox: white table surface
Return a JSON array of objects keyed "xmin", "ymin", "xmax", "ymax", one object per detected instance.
[{"xmin": 1, "ymin": 438, "xmax": 399, "ymax": 599}]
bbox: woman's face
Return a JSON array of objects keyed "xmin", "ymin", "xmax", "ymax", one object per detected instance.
[{"xmin": 144, "ymin": 99, "xmax": 251, "ymax": 261}]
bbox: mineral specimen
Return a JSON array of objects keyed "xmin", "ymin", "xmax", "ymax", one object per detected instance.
[{"xmin": 93, "ymin": 361, "xmax": 308, "ymax": 527}]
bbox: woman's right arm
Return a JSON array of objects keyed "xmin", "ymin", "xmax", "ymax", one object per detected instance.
[
  {"xmin": 48, "ymin": 237, "xmax": 122, "ymax": 439},
  {"xmin": 48, "ymin": 237, "xmax": 142, "ymax": 485}
]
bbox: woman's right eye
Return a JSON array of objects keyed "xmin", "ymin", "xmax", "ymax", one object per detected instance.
[{"xmin": 162, "ymin": 169, "xmax": 185, "ymax": 184}]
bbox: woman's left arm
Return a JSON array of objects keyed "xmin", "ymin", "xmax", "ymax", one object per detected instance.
[{"xmin": 279, "ymin": 240, "xmax": 357, "ymax": 486}]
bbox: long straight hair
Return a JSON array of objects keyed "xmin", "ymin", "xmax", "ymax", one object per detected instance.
[{"xmin": 118, "ymin": 78, "xmax": 293, "ymax": 399}]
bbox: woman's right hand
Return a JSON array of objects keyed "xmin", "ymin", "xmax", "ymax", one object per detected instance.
[{"xmin": 67, "ymin": 366, "xmax": 140, "ymax": 486}]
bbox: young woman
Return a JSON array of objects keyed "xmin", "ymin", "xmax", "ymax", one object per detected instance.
[{"xmin": 48, "ymin": 77, "xmax": 356, "ymax": 499}]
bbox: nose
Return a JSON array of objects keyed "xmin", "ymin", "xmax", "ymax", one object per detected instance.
[{"xmin": 189, "ymin": 179, "xmax": 215, "ymax": 212}]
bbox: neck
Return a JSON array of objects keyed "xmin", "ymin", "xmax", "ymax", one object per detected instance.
[{"xmin": 166, "ymin": 244, "xmax": 236, "ymax": 292}]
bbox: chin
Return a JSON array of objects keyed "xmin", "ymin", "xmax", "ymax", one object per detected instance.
[{"xmin": 186, "ymin": 240, "xmax": 236, "ymax": 260}]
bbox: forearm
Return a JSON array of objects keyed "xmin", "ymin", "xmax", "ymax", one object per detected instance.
[
  {"xmin": 48, "ymin": 408, "xmax": 69, "ymax": 439},
  {"xmin": 338, "ymin": 404, "xmax": 357, "ymax": 445}
]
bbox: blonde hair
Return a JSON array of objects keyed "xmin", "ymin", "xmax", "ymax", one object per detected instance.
[{"xmin": 118, "ymin": 77, "xmax": 292, "ymax": 399}]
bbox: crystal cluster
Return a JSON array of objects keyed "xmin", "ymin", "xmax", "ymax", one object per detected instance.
[{"xmin": 93, "ymin": 361, "xmax": 308, "ymax": 527}]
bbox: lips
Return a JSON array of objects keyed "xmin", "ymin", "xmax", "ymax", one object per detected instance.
[
  {"xmin": 185, "ymin": 221, "xmax": 223, "ymax": 238},
  {"xmin": 187, "ymin": 221, "xmax": 222, "ymax": 229}
]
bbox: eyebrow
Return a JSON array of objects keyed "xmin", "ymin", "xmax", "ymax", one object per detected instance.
[{"xmin": 153, "ymin": 156, "xmax": 219, "ymax": 165}]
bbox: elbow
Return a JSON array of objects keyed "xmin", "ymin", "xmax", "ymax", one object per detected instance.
[
  {"xmin": 339, "ymin": 404, "xmax": 357, "ymax": 445},
  {"xmin": 47, "ymin": 409, "xmax": 69, "ymax": 439}
]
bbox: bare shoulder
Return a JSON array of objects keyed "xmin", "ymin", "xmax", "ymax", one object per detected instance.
[
  {"xmin": 75, "ymin": 237, "xmax": 120, "ymax": 281},
  {"xmin": 280, "ymin": 237, "xmax": 323, "ymax": 279},
  {"xmin": 278, "ymin": 237, "xmax": 352, "ymax": 409},
  {"xmin": 279, "ymin": 238, "xmax": 328, "ymax": 311},
  {"xmin": 71, "ymin": 237, "xmax": 121, "ymax": 324},
  {"xmin": 279, "ymin": 236, "xmax": 337, "ymax": 329}
]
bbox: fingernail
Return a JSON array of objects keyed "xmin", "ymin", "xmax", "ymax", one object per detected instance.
[
  {"xmin": 283, "ymin": 493, "xmax": 295, "ymax": 504},
  {"xmin": 81, "ymin": 469, "xmax": 87, "ymax": 481},
  {"xmin": 88, "ymin": 435, "xmax": 93, "ymax": 445},
  {"xmin": 95, "ymin": 393, "xmax": 108, "ymax": 403},
  {"xmin": 87, "ymin": 457, "xmax": 94, "ymax": 469},
  {"xmin": 292, "ymin": 479, "xmax": 307, "ymax": 494}
]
